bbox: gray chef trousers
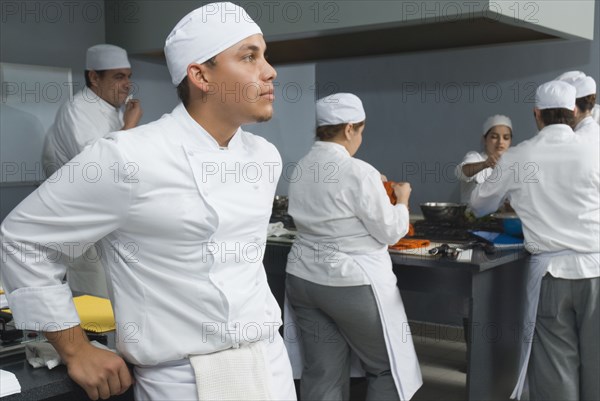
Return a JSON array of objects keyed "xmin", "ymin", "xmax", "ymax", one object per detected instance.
[
  {"xmin": 286, "ymin": 274, "xmax": 399, "ymax": 401},
  {"xmin": 528, "ymin": 275, "xmax": 599, "ymax": 401}
]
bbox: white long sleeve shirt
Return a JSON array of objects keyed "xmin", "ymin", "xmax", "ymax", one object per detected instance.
[
  {"xmin": 455, "ymin": 151, "xmax": 495, "ymax": 203},
  {"xmin": 286, "ymin": 141, "xmax": 409, "ymax": 286},
  {"xmin": 470, "ymin": 124, "xmax": 599, "ymax": 279},
  {"xmin": 42, "ymin": 86, "xmax": 124, "ymax": 175},
  {"xmin": 574, "ymin": 115, "xmax": 600, "ymax": 139},
  {"xmin": 1, "ymin": 103, "xmax": 283, "ymax": 366}
]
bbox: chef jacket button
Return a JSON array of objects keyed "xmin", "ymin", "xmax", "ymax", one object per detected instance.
[
  {"xmin": 253, "ymin": 185, "xmax": 259, "ymax": 190},
  {"xmin": 187, "ymin": 151, "xmax": 194, "ymax": 156}
]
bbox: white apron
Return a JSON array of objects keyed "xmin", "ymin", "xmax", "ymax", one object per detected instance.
[
  {"xmin": 510, "ymin": 250, "xmax": 576, "ymax": 399},
  {"xmin": 284, "ymin": 248, "xmax": 423, "ymax": 400},
  {"xmin": 352, "ymin": 250, "xmax": 423, "ymax": 400}
]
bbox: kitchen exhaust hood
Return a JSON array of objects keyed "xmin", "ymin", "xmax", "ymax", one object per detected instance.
[{"xmin": 105, "ymin": 0, "xmax": 595, "ymax": 65}]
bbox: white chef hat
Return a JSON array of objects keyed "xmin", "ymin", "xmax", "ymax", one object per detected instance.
[
  {"xmin": 569, "ymin": 76, "xmax": 596, "ymax": 98},
  {"xmin": 316, "ymin": 93, "xmax": 366, "ymax": 126},
  {"xmin": 554, "ymin": 70, "xmax": 585, "ymax": 82},
  {"xmin": 556, "ymin": 71, "xmax": 596, "ymax": 98},
  {"xmin": 482, "ymin": 115, "xmax": 512, "ymax": 136},
  {"xmin": 535, "ymin": 81, "xmax": 576, "ymax": 110},
  {"xmin": 164, "ymin": 2, "xmax": 262, "ymax": 86},
  {"xmin": 86, "ymin": 44, "xmax": 131, "ymax": 70}
]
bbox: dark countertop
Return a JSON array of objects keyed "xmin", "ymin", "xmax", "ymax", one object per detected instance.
[
  {"xmin": 0, "ymin": 334, "xmax": 133, "ymax": 401},
  {"xmin": 266, "ymin": 238, "xmax": 529, "ymax": 272}
]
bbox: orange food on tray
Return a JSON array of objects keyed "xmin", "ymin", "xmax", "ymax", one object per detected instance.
[{"xmin": 389, "ymin": 238, "xmax": 430, "ymax": 250}]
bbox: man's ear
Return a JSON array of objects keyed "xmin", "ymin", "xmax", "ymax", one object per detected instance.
[
  {"xmin": 573, "ymin": 106, "xmax": 579, "ymax": 119},
  {"xmin": 88, "ymin": 70, "xmax": 99, "ymax": 87},
  {"xmin": 187, "ymin": 63, "xmax": 214, "ymax": 94}
]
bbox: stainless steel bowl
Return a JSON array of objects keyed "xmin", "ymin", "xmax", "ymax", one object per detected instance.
[
  {"xmin": 272, "ymin": 195, "xmax": 289, "ymax": 217},
  {"xmin": 420, "ymin": 202, "xmax": 468, "ymax": 223}
]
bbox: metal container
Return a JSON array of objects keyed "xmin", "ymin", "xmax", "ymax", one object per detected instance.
[
  {"xmin": 272, "ymin": 195, "xmax": 289, "ymax": 218},
  {"xmin": 419, "ymin": 202, "xmax": 467, "ymax": 223}
]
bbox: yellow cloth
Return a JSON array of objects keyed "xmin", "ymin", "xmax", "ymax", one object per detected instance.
[{"xmin": 73, "ymin": 295, "xmax": 115, "ymax": 333}]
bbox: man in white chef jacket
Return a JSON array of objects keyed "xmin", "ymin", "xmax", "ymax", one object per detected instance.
[
  {"xmin": 42, "ymin": 44, "xmax": 143, "ymax": 298},
  {"xmin": 1, "ymin": 3, "xmax": 295, "ymax": 400},
  {"xmin": 556, "ymin": 72, "xmax": 599, "ymax": 138},
  {"xmin": 470, "ymin": 81, "xmax": 599, "ymax": 401}
]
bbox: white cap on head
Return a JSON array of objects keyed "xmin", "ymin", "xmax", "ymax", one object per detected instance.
[
  {"xmin": 554, "ymin": 70, "xmax": 585, "ymax": 82},
  {"xmin": 164, "ymin": 2, "xmax": 262, "ymax": 86},
  {"xmin": 316, "ymin": 93, "xmax": 366, "ymax": 126},
  {"xmin": 535, "ymin": 81, "xmax": 576, "ymax": 110},
  {"xmin": 86, "ymin": 44, "xmax": 131, "ymax": 70},
  {"xmin": 556, "ymin": 71, "xmax": 596, "ymax": 98},
  {"xmin": 569, "ymin": 76, "xmax": 596, "ymax": 98},
  {"xmin": 482, "ymin": 115, "xmax": 512, "ymax": 136}
]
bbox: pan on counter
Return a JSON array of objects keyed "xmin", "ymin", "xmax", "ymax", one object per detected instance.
[{"xmin": 420, "ymin": 202, "xmax": 467, "ymax": 223}]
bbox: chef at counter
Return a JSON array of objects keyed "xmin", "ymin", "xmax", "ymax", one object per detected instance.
[
  {"xmin": 455, "ymin": 114, "xmax": 513, "ymax": 204},
  {"xmin": 556, "ymin": 71, "xmax": 599, "ymax": 138},
  {"xmin": 285, "ymin": 93, "xmax": 422, "ymax": 400},
  {"xmin": 470, "ymin": 80, "xmax": 599, "ymax": 401}
]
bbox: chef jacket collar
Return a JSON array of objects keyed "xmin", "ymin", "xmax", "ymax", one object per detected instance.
[
  {"xmin": 537, "ymin": 123, "xmax": 575, "ymax": 139},
  {"xmin": 314, "ymin": 140, "xmax": 350, "ymax": 157},
  {"xmin": 174, "ymin": 103, "xmax": 243, "ymax": 150},
  {"xmin": 82, "ymin": 86, "xmax": 121, "ymax": 113}
]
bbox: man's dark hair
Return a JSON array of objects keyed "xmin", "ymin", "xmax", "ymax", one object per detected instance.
[
  {"xmin": 575, "ymin": 94, "xmax": 597, "ymax": 113},
  {"xmin": 539, "ymin": 108, "xmax": 576, "ymax": 129},
  {"xmin": 316, "ymin": 121, "xmax": 366, "ymax": 141},
  {"xmin": 177, "ymin": 57, "xmax": 217, "ymax": 107},
  {"xmin": 84, "ymin": 70, "xmax": 107, "ymax": 88}
]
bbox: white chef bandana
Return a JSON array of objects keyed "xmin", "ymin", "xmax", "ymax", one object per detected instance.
[
  {"xmin": 482, "ymin": 115, "xmax": 512, "ymax": 136},
  {"xmin": 164, "ymin": 2, "xmax": 262, "ymax": 86},
  {"xmin": 316, "ymin": 93, "xmax": 366, "ymax": 126},
  {"xmin": 535, "ymin": 81, "xmax": 576, "ymax": 110},
  {"xmin": 556, "ymin": 71, "xmax": 596, "ymax": 98},
  {"xmin": 85, "ymin": 44, "xmax": 131, "ymax": 70}
]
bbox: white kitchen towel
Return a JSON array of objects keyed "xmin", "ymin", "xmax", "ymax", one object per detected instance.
[
  {"xmin": 189, "ymin": 341, "xmax": 273, "ymax": 401},
  {"xmin": 25, "ymin": 340, "xmax": 114, "ymax": 370},
  {"xmin": 0, "ymin": 369, "xmax": 21, "ymax": 397},
  {"xmin": 267, "ymin": 222, "xmax": 291, "ymax": 237}
]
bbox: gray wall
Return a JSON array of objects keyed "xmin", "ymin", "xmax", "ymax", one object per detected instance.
[
  {"xmin": 0, "ymin": 1, "xmax": 179, "ymax": 222},
  {"xmin": 0, "ymin": 0, "xmax": 106, "ymax": 221},
  {"xmin": 315, "ymin": 4, "xmax": 599, "ymax": 211},
  {"xmin": 244, "ymin": 63, "xmax": 316, "ymax": 196}
]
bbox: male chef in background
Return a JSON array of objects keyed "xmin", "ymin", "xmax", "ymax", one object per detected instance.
[
  {"xmin": 470, "ymin": 81, "xmax": 599, "ymax": 401},
  {"xmin": 42, "ymin": 44, "xmax": 143, "ymax": 299},
  {"xmin": 1, "ymin": 2, "xmax": 295, "ymax": 400},
  {"xmin": 556, "ymin": 71, "xmax": 599, "ymax": 138}
]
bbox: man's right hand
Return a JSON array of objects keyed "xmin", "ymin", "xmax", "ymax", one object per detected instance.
[
  {"xmin": 123, "ymin": 99, "xmax": 143, "ymax": 129},
  {"xmin": 45, "ymin": 326, "xmax": 132, "ymax": 400},
  {"xmin": 65, "ymin": 344, "xmax": 132, "ymax": 400}
]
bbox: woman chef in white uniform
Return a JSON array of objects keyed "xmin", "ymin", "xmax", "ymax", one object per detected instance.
[
  {"xmin": 285, "ymin": 93, "xmax": 422, "ymax": 401},
  {"xmin": 455, "ymin": 115, "xmax": 513, "ymax": 203}
]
